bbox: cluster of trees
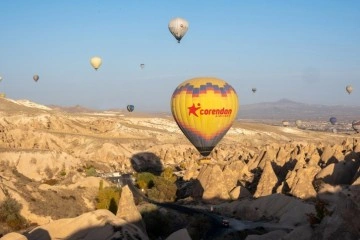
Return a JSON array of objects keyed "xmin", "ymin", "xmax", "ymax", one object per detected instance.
[{"xmin": 135, "ymin": 167, "xmax": 177, "ymax": 202}]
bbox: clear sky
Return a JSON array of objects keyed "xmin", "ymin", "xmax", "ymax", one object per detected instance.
[{"xmin": 1, "ymin": 0, "xmax": 359, "ymax": 112}]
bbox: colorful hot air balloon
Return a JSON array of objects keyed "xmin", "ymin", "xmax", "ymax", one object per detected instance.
[
  {"xmin": 168, "ymin": 17, "xmax": 189, "ymax": 43},
  {"xmin": 127, "ymin": 105, "xmax": 134, "ymax": 112},
  {"xmin": 346, "ymin": 85, "xmax": 353, "ymax": 94},
  {"xmin": 352, "ymin": 120, "xmax": 360, "ymax": 133},
  {"xmin": 90, "ymin": 56, "xmax": 102, "ymax": 70},
  {"xmin": 252, "ymin": 88, "xmax": 257, "ymax": 93},
  {"xmin": 33, "ymin": 75, "xmax": 39, "ymax": 82},
  {"xmin": 171, "ymin": 77, "xmax": 239, "ymax": 157},
  {"xmin": 329, "ymin": 117, "xmax": 337, "ymax": 125}
]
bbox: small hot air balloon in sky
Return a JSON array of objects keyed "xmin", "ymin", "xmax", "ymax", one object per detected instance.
[
  {"xmin": 329, "ymin": 117, "xmax": 337, "ymax": 125},
  {"xmin": 0, "ymin": 76, "xmax": 3, "ymax": 82},
  {"xmin": 90, "ymin": 56, "xmax": 102, "ymax": 70},
  {"xmin": 295, "ymin": 120, "xmax": 302, "ymax": 128},
  {"xmin": 346, "ymin": 85, "xmax": 353, "ymax": 94},
  {"xmin": 352, "ymin": 120, "xmax": 360, "ymax": 133},
  {"xmin": 168, "ymin": 17, "xmax": 189, "ymax": 43},
  {"xmin": 140, "ymin": 64, "xmax": 145, "ymax": 70},
  {"xmin": 127, "ymin": 105, "xmax": 134, "ymax": 112},
  {"xmin": 171, "ymin": 77, "xmax": 239, "ymax": 157},
  {"xmin": 33, "ymin": 75, "xmax": 39, "ymax": 82},
  {"xmin": 252, "ymin": 88, "xmax": 257, "ymax": 93}
]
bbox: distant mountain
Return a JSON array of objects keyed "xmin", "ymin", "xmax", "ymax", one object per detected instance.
[
  {"xmin": 239, "ymin": 98, "xmax": 360, "ymax": 121},
  {"xmin": 47, "ymin": 104, "xmax": 97, "ymax": 113}
]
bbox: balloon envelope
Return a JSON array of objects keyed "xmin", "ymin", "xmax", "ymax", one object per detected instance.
[
  {"xmin": 33, "ymin": 75, "xmax": 39, "ymax": 82},
  {"xmin": 168, "ymin": 17, "xmax": 189, "ymax": 43},
  {"xmin": 171, "ymin": 77, "xmax": 239, "ymax": 157},
  {"xmin": 252, "ymin": 88, "xmax": 257, "ymax": 93},
  {"xmin": 90, "ymin": 56, "xmax": 102, "ymax": 70},
  {"xmin": 352, "ymin": 120, "xmax": 360, "ymax": 133},
  {"xmin": 0, "ymin": 76, "xmax": 3, "ymax": 82},
  {"xmin": 329, "ymin": 117, "xmax": 337, "ymax": 125},
  {"xmin": 127, "ymin": 105, "xmax": 134, "ymax": 112},
  {"xmin": 346, "ymin": 85, "xmax": 353, "ymax": 94}
]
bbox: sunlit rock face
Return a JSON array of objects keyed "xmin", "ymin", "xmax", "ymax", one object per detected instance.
[{"xmin": 0, "ymin": 97, "xmax": 360, "ymax": 239}]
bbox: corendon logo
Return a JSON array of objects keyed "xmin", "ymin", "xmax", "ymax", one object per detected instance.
[{"xmin": 188, "ymin": 103, "xmax": 232, "ymax": 117}]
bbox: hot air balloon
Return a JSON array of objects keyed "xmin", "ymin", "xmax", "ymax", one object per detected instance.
[
  {"xmin": 329, "ymin": 117, "xmax": 337, "ymax": 125},
  {"xmin": 140, "ymin": 64, "xmax": 145, "ymax": 69},
  {"xmin": 127, "ymin": 105, "xmax": 134, "ymax": 112},
  {"xmin": 295, "ymin": 120, "xmax": 302, "ymax": 128},
  {"xmin": 352, "ymin": 120, "xmax": 360, "ymax": 133},
  {"xmin": 282, "ymin": 120, "xmax": 290, "ymax": 127},
  {"xmin": 252, "ymin": 88, "xmax": 257, "ymax": 93},
  {"xmin": 168, "ymin": 17, "xmax": 189, "ymax": 43},
  {"xmin": 90, "ymin": 56, "xmax": 102, "ymax": 70},
  {"xmin": 346, "ymin": 85, "xmax": 353, "ymax": 94},
  {"xmin": 33, "ymin": 75, "xmax": 39, "ymax": 82},
  {"xmin": 0, "ymin": 76, "xmax": 3, "ymax": 82},
  {"xmin": 171, "ymin": 77, "xmax": 239, "ymax": 157}
]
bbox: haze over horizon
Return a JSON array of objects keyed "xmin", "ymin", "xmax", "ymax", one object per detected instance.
[{"xmin": 1, "ymin": 1, "xmax": 359, "ymax": 112}]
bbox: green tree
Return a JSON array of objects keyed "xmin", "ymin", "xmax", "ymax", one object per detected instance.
[
  {"xmin": 136, "ymin": 172, "xmax": 156, "ymax": 189},
  {"xmin": 96, "ymin": 186, "xmax": 121, "ymax": 214},
  {"xmin": 147, "ymin": 177, "xmax": 177, "ymax": 202},
  {"xmin": 0, "ymin": 197, "xmax": 27, "ymax": 230}
]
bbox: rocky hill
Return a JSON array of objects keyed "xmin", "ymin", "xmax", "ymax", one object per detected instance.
[{"xmin": 0, "ymin": 98, "xmax": 359, "ymax": 239}]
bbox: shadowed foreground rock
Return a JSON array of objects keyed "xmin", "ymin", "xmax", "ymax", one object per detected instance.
[{"xmin": 1, "ymin": 210, "xmax": 148, "ymax": 240}]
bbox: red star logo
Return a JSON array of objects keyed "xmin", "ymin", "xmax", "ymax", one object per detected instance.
[{"xmin": 188, "ymin": 103, "xmax": 200, "ymax": 117}]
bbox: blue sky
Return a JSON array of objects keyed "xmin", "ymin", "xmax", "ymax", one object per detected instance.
[{"xmin": 1, "ymin": 1, "xmax": 359, "ymax": 112}]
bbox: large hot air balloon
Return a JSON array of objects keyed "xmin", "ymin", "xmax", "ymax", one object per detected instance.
[
  {"xmin": 168, "ymin": 17, "xmax": 189, "ymax": 43},
  {"xmin": 140, "ymin": 64, "xmax": 145, "ymax": 70},
  {"xmin": 346, "ymin": 85, "xmax": 353, "ymax": 94},
  {"xmin": 90, "ymin": 56, "xmax": 102, "ymax": 70},
  {"xmin": 295, "ymin": 120, "xmax": 302, "ymax": 128},
  {"xmin": 329, "ymin": 117, "xmax": 337, "ymax": 125},
  {"xmin": 171, "ymin": 77, "xmax": 239, "ymax": 157},
  {"xmin": 127, "ymin": 105, "xmax": 134, "ymax": 112},
  {"xmin": 252, "ymin": 88, "xmax": 257, "ymax": 93},
  {"xmin": 352, "ymin": 120, "xmax": 360, "ymax": 133},
  {"xmin": 33, "ymin": 75, "xmax": 39, "ymax": 82}
]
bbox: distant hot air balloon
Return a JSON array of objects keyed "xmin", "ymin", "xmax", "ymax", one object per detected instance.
[
  {"xmin": 0, "ymin": 76, "xmax": 3, "ymax": 82},
  {"xmin": 33, "ymin": 75, "xmax": 39, "ymax": 82},
  {"xmin": 127, "ymin": 105, "xmax": 134, "ymax": 112},
  {"xmin": 329, "ymin": 117, "xmax": 337, "ymax": 125},
  {"xmin": 168, "ymin": 17, "xmax": 189, "ymax": 43},
  {"xmin": 282, "ymin": 120, "xmax": 290, "ymax": 127},
  {"xmin": 346, "ymin": 85, "xmax": 353, "ymax": 94},
  {"xmin": 295, "ymin": 120, "xmax": 302, "ymax": 128},
  {"xmin": 352, "ymin": 120, "xmax": 360, "ymax": 133},
  {"xmin": 140, "ymin": 64, "xmax": 145, "ymax": 70},
  {"xmin": 252, "ymin": 88, "xmax": 257, "ymax": 93},
  {"xmin": 171, "ymin": 77, "xmax": 239, "ymax": 157},
  {"xmin": 90, "ymin": 56, "xmax": 102, "ymax": 70}
]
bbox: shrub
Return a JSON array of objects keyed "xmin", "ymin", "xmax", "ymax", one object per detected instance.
[
  {"xmin": 85, "ymin": 166, "xmax": 97, "ymax": 177},
  {"xmin": 0, "ymin": 198, "xmax": 27, "ymax": 230}
]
